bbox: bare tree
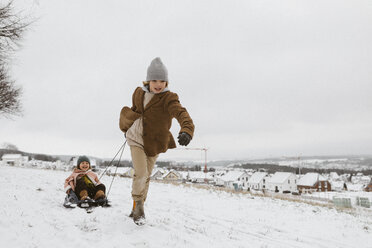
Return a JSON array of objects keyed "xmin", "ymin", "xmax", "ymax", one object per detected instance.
[
  {"xmin": 0, "ymin": 1, "xmax": 30, "ymax": 117},
  {"xmin": 0, "ymin": 68, "xmax": 21, "ymax": 115},
  {"xmin": 0, "ymin": 1, "xmax": 29, "ymax": 60}
]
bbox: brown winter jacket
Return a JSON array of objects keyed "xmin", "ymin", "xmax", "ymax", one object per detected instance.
[{"xmin": 119, "ymin": 87, "xmax": 194, "ymax": 156}]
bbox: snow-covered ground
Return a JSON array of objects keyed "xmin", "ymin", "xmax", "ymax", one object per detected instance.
[{"xmin": 1, "ymin": 166, "xmax": 371, "ymax": 248}]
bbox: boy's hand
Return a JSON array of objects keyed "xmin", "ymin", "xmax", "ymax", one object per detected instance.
[{"xmin": 178, "ymin": 132, "xmax": 191, "ymax": 146}]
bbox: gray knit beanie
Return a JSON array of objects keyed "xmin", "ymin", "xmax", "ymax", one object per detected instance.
[
  {"xmin": 77, "ymin": 155, "xmax": 90, "ymax": 169},
  {"xmin": 146, "ymin": 57, "xmax": 168, "ymax": 82}
]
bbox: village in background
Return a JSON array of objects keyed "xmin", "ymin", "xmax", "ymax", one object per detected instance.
[{"xmin": 1, "ymin": 145, "xmax": 372, "ymax": 210}]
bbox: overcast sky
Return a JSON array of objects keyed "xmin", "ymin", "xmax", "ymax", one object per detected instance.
[{"xmin": 1, "ymin": 0, "xmax": 372, "ymax": 161}]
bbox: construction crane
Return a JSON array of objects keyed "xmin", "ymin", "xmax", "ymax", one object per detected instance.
[{"xmin": 178, "ymin": 147, "xmax": 209, "ymax": 173}]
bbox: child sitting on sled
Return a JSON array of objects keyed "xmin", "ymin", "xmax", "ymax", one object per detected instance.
[{"xmin": 64, "ymin": 156, "xmax": 107, "ymax": 207}]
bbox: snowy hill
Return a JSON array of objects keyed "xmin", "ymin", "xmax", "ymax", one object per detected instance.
[
  {"xmin": 256, "ymin": 156, "xmax": 372, "ymax": 171},
  {"xmin": 1, "ymin": 165, "xmax": 371, "ymax": 248}
]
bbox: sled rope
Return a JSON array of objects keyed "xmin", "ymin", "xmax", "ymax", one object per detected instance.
[
  {"xmin": 106, "ymin": 141, "xmax": 126, "ymax": 198},
  {"xmin": 98, "ymin": 140, "xmax": 127, "ymax": 181}
]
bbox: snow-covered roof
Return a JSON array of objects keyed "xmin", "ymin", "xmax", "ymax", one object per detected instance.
[
  {"xmin": 219, "ymin": 171, "xmax": 247, "ymax": 181},
  {"xmin": 188, "ymin": 171, "xmax": 213, "ymax": 179},
  {"xmin": 298, "ymin": 173, "xmax": 327, "ymax": 186},
  {"xmin": 248, "ymin": 172, "xmax": 267, "ymax": 184},
  {"xmin": 329, "ymin": 172, "xmax": 339, "ymax": 180},
  {"xmin": 151, "ymin": 168, "xmax": 166, "ymax": 177},
  {"xmin": 163, "ymin": 169, "xmax": 182, "ymax": 179},
  {"xmin": 346, "ymin": 183, "xmax": 365, "ymax": 191},
  {"xmin": 330, "ymin": 181, "xmax": 345, "ymax": 189},
  {"xmin": 214, "ymin": 171, "xmax": 226, "ymax": 177},
  {"xmin": 361, "ymin": 176, "xmax": 371, "ymax": 181},
  {"xmin": 2, "ymin": 154, "xmax": 23, "ymax": 160},
  {"xmin": 267, "ymin": 172, "xmax": 294, "ymax": 184}
]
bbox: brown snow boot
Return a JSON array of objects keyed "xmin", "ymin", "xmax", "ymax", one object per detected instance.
[
  {"xmin": 94, "ymin": 190, "xmax": 105, "ymax": 200},
  {"xmin": 79, "ymin": 190, "xmax": 88, "ymax": 200},
  {"xmin": 133, "ymin": 200, "xmax": 145, "ymax": 225}
]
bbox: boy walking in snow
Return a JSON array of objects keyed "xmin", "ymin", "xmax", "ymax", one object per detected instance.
[
  {"xmin": 119, "ymin": 57, "xmax": 194, "ymax": 225},
  {"xmin": 64, "ymin": 156, "xmax": 107, "ymax": 207}
]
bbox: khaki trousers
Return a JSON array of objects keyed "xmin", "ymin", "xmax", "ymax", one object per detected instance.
[{"xmin": 130, "ymin": 146, "xmax": 158, "ymax": 202}]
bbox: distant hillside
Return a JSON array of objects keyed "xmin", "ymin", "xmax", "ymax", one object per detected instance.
[
  {"xmin": 233, "ymin": 163, "xmax": 372, "ymax": 175},
  {"xmin": 0, "ymin": 149, "xmax": 59, "ymax": 162},
  {"xmin": 0, "ymin": 149, "xmax": 113, "ymax": 166},
  {"xmin": 2, "ymin": 148, "xmax": 372, "ymax": 174}
]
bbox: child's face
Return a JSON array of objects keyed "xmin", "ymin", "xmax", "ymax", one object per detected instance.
[
  {"xmin": 79, "ymin": 161, "xmax": 90, "ymax": 171},
  {"xmin": 149, "ymin": 80, "xmax": 167, "ymax": 94}
]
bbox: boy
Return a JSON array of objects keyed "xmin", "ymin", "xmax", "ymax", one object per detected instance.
[{"xmin": 119, "ymin": 57, "xmax": 194, "ymax": 225}]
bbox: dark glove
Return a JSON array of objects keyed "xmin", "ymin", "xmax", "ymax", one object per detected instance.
[{"xmin": 177, "ymin": 132, "xmax": 191, "ymax": 146}]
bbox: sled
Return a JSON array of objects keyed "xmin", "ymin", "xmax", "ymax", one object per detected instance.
[
  {"xmin": 63, "ymin": 190, "xmax": 79, "ymax": 208},
  {"xmin": 63, "ymin": 190, "xmax": 110, "ymax": 211}
]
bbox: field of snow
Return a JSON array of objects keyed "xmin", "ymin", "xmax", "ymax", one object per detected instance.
[{"xmin": 1, "ymin": 165, "xmax": 371, "ymax": 248}]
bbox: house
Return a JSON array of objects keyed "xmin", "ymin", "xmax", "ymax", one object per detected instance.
[
  {"xmin": 2, "ymin": 154, "xmax": 28, "ymax": 166},
  {"xmin": 187, "ymin": 171, "xmax": 214, "ymax": 184},
  {"xmin": 247, "ymin": 172, "xmax": 268, "ymax": 191},
  {"xmin": 267, "ymin": 172, "xmax": 297, "ymax": 193},
  {"xmin": 178, "ymin": 171, "xmax": 190, "ymax": 182},
  {"xmin": 360, "ymin": 176, "xmax": 372, "ymax": 185},
  {"xmin": 215, "ymin": 171, "xmax": 250, "ymax": 189},
  {"xmin": 329, "ymin": 172, "xmax": 340, "ymax": 181},
  {"xmin": 297, "ymin": 173, "xmax": 331, "ymax": 193},
  {"xmin": 163, "ymin": 170, "xmax": 183, "ymax": 181},
  {"xmin": 151, "ymin": 168, "xmax": 167, "ymax": 180},
  {"xmin": 351, "ymin": 174, "xmax": 371, "ymax": 184},
  {"xmin": 346, "ymin": 183, "xmax": 365, "ymax": 192},
  {"xmin": 215, "ymin": 176, "xmax": 226, "ymax": 187},
  {"xmin": 330, "ymin": 181, "xmax": 347, "ymax": 192}
]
